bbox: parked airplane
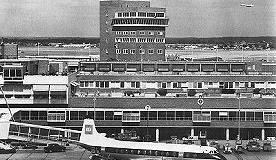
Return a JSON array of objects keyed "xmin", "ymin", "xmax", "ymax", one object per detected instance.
[
  {"xmin": 78, "ymin": 119, "xmax": 226, "ymax": 160},
  {"xmin": 240, "ymin": 3, "xmax": 254, "ymax": 7}
]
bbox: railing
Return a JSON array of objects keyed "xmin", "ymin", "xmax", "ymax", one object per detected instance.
[{"xmin": 78, "ymin": 70, "xmax": 276, "ymax": 76}]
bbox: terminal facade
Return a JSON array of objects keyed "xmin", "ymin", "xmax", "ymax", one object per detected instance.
[{"xmin": 0, "ymin": 0, "xmax": 275, "ymax": 142}]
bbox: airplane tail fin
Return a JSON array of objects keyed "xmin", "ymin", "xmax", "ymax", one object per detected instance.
[{"xmin": 79, "ymin": 118, "xmax": 100, "ymax": 144}]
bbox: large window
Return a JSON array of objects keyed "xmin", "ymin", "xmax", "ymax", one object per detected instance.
[
  {"xmin": 120, "ymin": 82, "xmax": 124, "ymax": 88},
  {"xmin": 116, "ymin": 49, "xmax": 121, "ymax": 54},
  {"xmin": 148, "ymin": 49, "xmax": 154, "ymax": 54},
  {"xmin": 130, "ymin": 12, "xmax": 136, "ymax": 17},
  {"xmin": 157, "ymin": 49, "xmax": 163, "ymax": 54},
  {"xmin": 138, "ymin": 12, "xmax": 146, "ymax": 17},
  {"xmin": 139, "ymin": 31, "xmax": 145, "ymax": 35},
  {"xmin": 130, "ymin": 49, "xmax": 136, "ymax": 54},
  {"xmin": 147, "ymin": 12, "xmax": 155, "ymax": 17},
  {"xmin": 123, "ymin": 49, "xmax": 128, "ymax": 54},
  {"xmin": 3, "ymin": 68, "xmax": 23, "ymax": 80},
  {"xmin": 21, "ymin": 111, "xmax": 29, "ymax": 120},
  {"xmin": 158, "ymin": 111, "xmax": 166, "ymax": 120},
  {"xmin": 123, "ymin": 12, "xmax": 130, "ymax": 17},
  {"xmin": 130, "ymin": 31, "xmax": 136, "ymax": 35},
  {"xmin": 105, "ymin": 111, "xmax": 114, "ymax": 120},
  {"xmin": 156, "ymin": 13, "xmax": 165, "ymax": 17},
  {"xmin": 47, "ymin": 111, "xmax": 66, "ymax": 122}
]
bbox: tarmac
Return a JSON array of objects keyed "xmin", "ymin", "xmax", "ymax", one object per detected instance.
[{"xmin": 0, "ymin": 141, "xmax": 276, "ymax": 160}]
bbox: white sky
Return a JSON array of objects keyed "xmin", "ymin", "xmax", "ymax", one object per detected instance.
[{"xmin": 0, "ymin": 0, "xmax": 275, "ymax": 37}]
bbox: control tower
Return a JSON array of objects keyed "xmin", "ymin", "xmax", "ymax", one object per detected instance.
[{"xmin": 100, "ymin": 0, "xmax": 169, "ymax": 61}]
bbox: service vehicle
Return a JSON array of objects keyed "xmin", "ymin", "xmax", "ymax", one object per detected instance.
[
  {"xmin": 44, "ymin": 143, "xmax": 66, "ymax": 153},
  {"xmin": 246, "ymin": 139, "xmax": 261, "ymax": 152}
]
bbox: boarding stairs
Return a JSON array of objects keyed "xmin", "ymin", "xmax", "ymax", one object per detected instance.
[{"xmin": 0, "ymin": 121, "xmax": 82, "ymax": 145}]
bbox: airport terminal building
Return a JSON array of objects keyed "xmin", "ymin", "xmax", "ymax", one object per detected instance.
[{"xmin": 0, "ymin": 0, "xmax": 275, "ymax": 142}]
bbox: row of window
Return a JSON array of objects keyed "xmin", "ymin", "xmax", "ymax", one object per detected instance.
[
  {"xmin": 105, "ymin": 147, "xmax": 214, "ymax": 158},
  {"xmin": 115, "ymin": 12, "xmax": 165, "ymax": 18},
  {"xmin": 115, "ymin": 37, "xmax": 165, "ymax": 43},
  {"xmin": 115, "ymin": 31, "xmax": 163, "ymax": 36},
  {"xmin": 112, "ymin": 18, "xmax": 168, "ymax": 26},
  {"xmin": 105, "ymin": 147, "xmax": 178, "ymax": 157},
  {"xmin": 79, "ymin": 81, "xmax": 276, "ymax": 89},
  {"xmin": 116, "ymin": 49, "xmax": 163, "ymax": 55},
  {"xmin": 3, "ymin": 69, "xmax": 23, "ymax": 78},
  {"xmin": 15, "ymin": 110, "xmax": 269, "ymax": 122},
  {"xmin": 0, "ymin": 94, "xmax": 66, "ymax": 99}
]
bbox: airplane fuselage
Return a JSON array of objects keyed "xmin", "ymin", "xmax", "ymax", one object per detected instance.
[{"xmin": 79, "ymin": 119, "xmax": 226, "ymax": 160}]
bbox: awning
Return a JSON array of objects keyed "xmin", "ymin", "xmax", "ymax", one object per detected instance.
[
  {"xmin": 33, "ymin": 85, "xmax": 49, "ymax": 91},
  {"xmin": 67, "ymin": 61, "xmax": 79, "ymax": 67},
  {"xmin": 70, "ymin": 81, "xmax": 80, "ymax": 86},
  {"xmin": 50, "ymin": 85, "xmax": 67, "ymax": 91},
  {"xmin": 114, "ymin": 111, "xmax": 122, "ymax": 116},
  {"xmin": 219, "ymin": 111, "xmax": 228, "ymax": 116}
]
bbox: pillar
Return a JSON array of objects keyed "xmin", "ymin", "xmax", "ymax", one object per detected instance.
[
  {"xmin": 155, "ymin": 128, "xmax": 159, "ymax": 142},
  {"xmin": 191, "ymin": 128, "xmax": 194, "ymax": 137},
  {"xmin": 226, "ymin": 128, "xmax": 229, "ymax": 141},
  {"xmin": 261, "ymin": 129, "xmax": 265, "ymax": 141},
  {"xmin": 121, "ymin": 128, "xmax": 124, "ymax": 134}
]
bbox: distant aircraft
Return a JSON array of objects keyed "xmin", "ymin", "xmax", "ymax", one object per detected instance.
[
  {"xmin": 78, "ymin": 119, "xmax": 227, "ymax": 160},
  {"xmin": 240, "ymin": 3, "xmax": 254, "ymax": 7}
]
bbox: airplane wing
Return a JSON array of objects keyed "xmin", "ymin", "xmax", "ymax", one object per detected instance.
[{"xmin": 129, "ymin": 158, "xmax": 172, "ymax": 160}]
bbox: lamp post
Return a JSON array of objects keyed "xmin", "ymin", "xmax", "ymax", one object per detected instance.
[
  {"xmin": 145, "ymin": 105, "xmax": 151, "ymax": 142},
  {"xmin": 238, "ymin": 94, "xmax": 241, "ymax": 140},
  {"xmin": 37, "ymin": 42, "xmax": 40, "ymax": 56},
  {"xmin": 93, "ymin": 90, "xmax": 99, "ymax": 120}
]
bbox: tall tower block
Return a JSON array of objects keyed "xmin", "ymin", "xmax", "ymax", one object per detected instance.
[{"xmin": 100, "ymin": 0, "xmax": 169, "ymax": 61}]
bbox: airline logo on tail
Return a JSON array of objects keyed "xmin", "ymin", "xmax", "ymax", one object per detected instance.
[{"xmin": 85, "ymin": 125, "xmax": 93, "ymax": 134}]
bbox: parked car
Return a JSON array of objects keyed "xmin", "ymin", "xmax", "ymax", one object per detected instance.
[
  {"xmin": 0, "ymin": 141, "xmax": 16, "ymax": 154},
  {"xmin": 22, "ymin": 143, "xmax": 38, "ymax": 149},
  {"xmin": 223, "ymin": 142, "xmax": 232, "ymax": 154},
  {"xmin": 246, "ymin": 140, "xmax": 261, "ymax": 152},
  {"xmin": 234, "ymin": 139, "xmax": 243, "ymax": 153},
  {"xmin": 209, "ymin": 140, "xmax": 220, "ymax": 150},
  {"xmin": 263, "ymin": 140, "xmax": 272, "ymax": 152},
  {"xmin": 44, "ymin": 143, "xmax": 66, "ymax": 153}
]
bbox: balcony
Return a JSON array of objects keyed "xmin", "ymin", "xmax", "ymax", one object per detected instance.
[{"xmin": 111, "ymin": 18, "xmax": 169, "ymax": 27}]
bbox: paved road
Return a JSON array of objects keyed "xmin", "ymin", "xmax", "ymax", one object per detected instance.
[
  {"xmin": 0, "ymin": 146, "xmax": 92, "ymax": 160},
  {"xmin": 1, "ymin": 147, "xmax": 275, "ymax": 160}
]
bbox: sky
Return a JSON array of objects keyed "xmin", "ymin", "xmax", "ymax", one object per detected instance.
[{"xmin": 0, "ymin": 0, "xmax": 275, "ymax": 38}]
